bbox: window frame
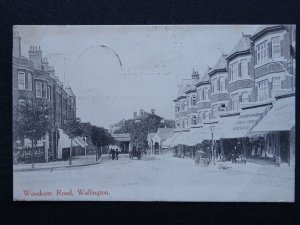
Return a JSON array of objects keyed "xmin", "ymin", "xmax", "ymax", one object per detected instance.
[
  {"xmin": 18, "ymin": 71, "xmax": 26, "ymax": 90},
  {"xmin": 27, "ymin": 73, "xmax": 32, "ymax": 91},
  {"xmin": 35, "ymin": 81, "xmax": 42, "ymax": 98},
  {"xmin": 272, "ymin": 36, "xmax": 280, "ymax": 59}
]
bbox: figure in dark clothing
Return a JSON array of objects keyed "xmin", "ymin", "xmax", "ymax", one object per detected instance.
[
  {"xmin": 115, "ymin": 148, "xmax": 119, "ymax": 160},
  {"xmin": 111, "ymin": 148, "xmax": 115, "ymax": 160}
]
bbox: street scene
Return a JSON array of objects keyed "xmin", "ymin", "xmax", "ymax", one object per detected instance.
[{"xmin": 13, "ymin": 25, "xmax": 296, "ymax": 201}]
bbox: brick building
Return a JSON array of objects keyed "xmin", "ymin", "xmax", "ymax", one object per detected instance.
[
  {"xmin": 13, "ymin": 31, "xmax": 77, "ymax": 162},
  {"xmin": 169, "ymin": 25, "xmax": 296, "ymax": 165}
]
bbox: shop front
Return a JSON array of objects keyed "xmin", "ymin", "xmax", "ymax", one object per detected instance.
[
  {"xmin": 222, "ymin": 103, "xmax": 271, "ymax": 162},
  {"xmin": 250, "ymin": 94, "xmax": 295, "ymax": 166}
]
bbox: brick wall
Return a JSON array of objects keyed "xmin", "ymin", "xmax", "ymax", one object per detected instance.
[{"xmin": 227, "ymin": 79, "xmax": 254, "ymax": 92}]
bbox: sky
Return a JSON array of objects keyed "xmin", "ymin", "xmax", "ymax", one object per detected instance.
[{"xmin": 15, "ymin": 25, "xmax": 259, "ymax": 128}]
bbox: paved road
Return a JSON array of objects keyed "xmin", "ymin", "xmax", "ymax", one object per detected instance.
[{"xmin": 13, "ymin": 153, "xmax": 294, "ymax": 202}]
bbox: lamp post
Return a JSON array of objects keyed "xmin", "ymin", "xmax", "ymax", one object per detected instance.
[{"xmin": 210, "ymin": 125, "xmax": 215, "ymax": 165}]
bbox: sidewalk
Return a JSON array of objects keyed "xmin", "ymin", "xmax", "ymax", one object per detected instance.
[{"xmin": 13, "ymin": 154, "xmax": 111, "ymax": 172}]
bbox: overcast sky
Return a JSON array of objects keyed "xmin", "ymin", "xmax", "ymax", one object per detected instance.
[{"xmin": 16, "ymin": 25, "xmax": 259, "ymax": 128}]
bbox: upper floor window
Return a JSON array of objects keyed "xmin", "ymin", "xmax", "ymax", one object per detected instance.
[
  {"xmin": 272, "ymin": 77, "xmax": 281, "ymax": 90},
  {"xmin": 176, "ymin": 120, "xmax": 180, "ymax": 128},
  {"xmin": 272, "ymin": 37, "xmax": 280, "ymax": 59},
  {"xmin": 230, "ymin": 62, "xmax": 238, "ymax": 81},
  {"xmin": 35, "ymin": 81, "xmax": 42, "ymax": 98},
  {"xmin": 241, "ymin": 60, "xmax": 248, "ymax": 78},
  {"xmin": 212, "ymin": 104, "xmax": 218, "ymax": 119},
  {"xmin": 257, "ymin": 41, "xmax": 268, "ymax": 65},
  {"xmin": 257, "ymin": 79, "xmax": 269, "ymax": 102},
  {"xmin": 47, "ymin": 86, "xmax": 51, "ymax": 101},
  {"xmin": 241, "ymin": 91, "xmax": 249, "ymax": 103},
  {"xmin": 18, "ymin": 72, "xmax": 25, "ymax": 90},
  {"xmin": 203, "ymin": 88, "xmax": 209, "ymax": 101},
  {"xmin": 191, "ymin": 95, "xmax": 197, "ymax": 106},
  {"xmin": 220, "ymin": 77, "xmax": 226, "ymax": 92},
  {"xmin": 28, "ymin": 73, "xmax": 32, "ymax": 91},
  {"xmin": 232, "ymin": 93, "xmax": 239, "ymax": 111},
  {"xmin": 43, "ymin": 83, "xmax": 47, "ymax": 98},
  {"xmin": 212, "ymin": 78, "xmax": 217, "ymax": 94},
  {"xmin": 192, "ymin": 115, "xmax": 197, "ymax": 125}
]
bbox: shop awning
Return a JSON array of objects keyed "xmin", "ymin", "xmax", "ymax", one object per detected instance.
[
  {"xmin": 251, "ymin": 96, "xmax": 295, "ymax": 132},
  {"xmin": 58, "ymin": 129, "xmax": 87, "ymax": 148},
  {"xmin": 162, "ymin": 132, "xmax": 175, "ymax": 148},
  {"xmin": 222, "ymin": 105, "xmax": 270, "ymax": 139},
  {"xmin": 169, "ymin": 132, "xmax": 195, "ymax": 147}
]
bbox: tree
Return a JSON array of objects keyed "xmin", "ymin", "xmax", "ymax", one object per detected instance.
[
  {"xmin": 114, "ymin": 114, "xmax": 165, "ymax": 149},
  {"xmin": 15, "ymin": 99, "xmax": 52, "ymax": 168},
  {"xmin": 91, "ymin": 126, "xmax": 114, "ymax": 161},
  {"xmin": 63, "ymin": 116, "xmax": 83, "ymax": 165}
]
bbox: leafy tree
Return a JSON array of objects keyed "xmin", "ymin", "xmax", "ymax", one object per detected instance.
[
  {"xmin": 15, "ymin": 99, "xmax": 52, "ymax": 168},
  {"xmin": 63, "ymin": 116, "xmax": 83, "ymax": 165},
  {"xmin": 114, "ymin": 114, "xmax": 169, "ymax": 149},
  {"xmin": 91, "ymin": 125, "xmax": 114, "ymax": 161}
]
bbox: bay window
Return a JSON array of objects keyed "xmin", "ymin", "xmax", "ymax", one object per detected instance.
[
  {"xmin": 28, "ymin": 73, "xmax": 32, "ymax": 91},
  {"xmin": 18, "ymin": 71, "xmax": 25, "ymax": 90},
  {"xmin": 43, "ymin": 83, "xmax": 47, "ymax": 98},
  {"xmin": 220, "ymin": 77, "xmax": 226, "ymax": 92},
  {"xmin": 272, "ymin": 37, "xmax": 280, "ymax": 59},
  {"xmin": 257, "ymin": 41, "xmax": 268, "ymax": 65},
  {"xmin": 232, "ymin": 93, "xmax": 239, "ymax": 111},
  {"xmin": 36, "ymin": 81, "xmax": 42, "ymax": 98},
  {"xmin": 241, "ymin": 91, "xmax": 248, "ymax": 103},
  {"xmin": 257, "ymin": 80, "xmax": 269, "ymax": 102},
  {"xmin": 272, "ymin": 77, "xmax": 281, "ymax": 90},
  {"xmin": 241, "ymin": 60, "xmax": 248, "ymax": 78}
]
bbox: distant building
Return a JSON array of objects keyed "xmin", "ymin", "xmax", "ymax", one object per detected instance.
[{"xmin": 147, "ymin": 126, "xmax": 174, "ymax": 154}]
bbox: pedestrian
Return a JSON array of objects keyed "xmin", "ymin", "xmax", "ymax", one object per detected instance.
[
  {"xmin": 111, "ymin": 148, "xmax": 115, "ymax": 160},
  {"xmin": 115, "ymin": 148, "xmax": 119, "ymax": 160}
]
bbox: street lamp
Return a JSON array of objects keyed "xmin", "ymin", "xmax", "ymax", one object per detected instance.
[{"xmin": 209, "ymin": 125, "xmax": 215, "ymax": 165}]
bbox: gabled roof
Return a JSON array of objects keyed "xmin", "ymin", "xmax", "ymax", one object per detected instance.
[
  {"xmin": 251, "ymin": 25, "xmax": 286, "ymax": 41},
  {"xmin": 156, "ymin": 127, "xmax": 174, "ymax": 140},
  {"xmin": 147, "ymin": 132, "xmax": 156, "ymax": 140},
  {"xmin": 185, "ymin": 78, "xmax": 199, "ymax": 94},
  {"xmin": 65, "ymin": 86, "xmax": 75, "ymax": 97},
  {"xmin": 209, "ymin": 54, "xmax": 228, "ymax": 76},
  {"xmin": 195, "ymin": 67, "xmax": 211, "ymax": 87},
  {"xmin": 227, "ymin": 35, "xmax": 251, "ymax": 61},
  {"xmin": 176, "ymin": 79, "xmax": 194, "ymax": 99}
]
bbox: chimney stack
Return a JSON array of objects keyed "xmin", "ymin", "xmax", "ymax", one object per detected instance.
[
  {"xmin": 29, "ymin": 45, "xmax": 43, "ymax": 70},
  {"xmin": 133, "ymin": 111, "xmax": 137, "ymax": 118},
  {"xmin": 42, "ymin": 57, "xmax": 49, "ymax": 71},
  {"xmin": 13, "ymin": 30, "xmax": 21, "ymax": 58},
  {"xmin": 191, "ymin": 69, "xmax": 199, "ymax": 79},
  {"xmin": 151, "ymin": 108, "xmax": 155, "ymax": 114},
  {"xmin": 140, "ymin": 109, "xmax": 144, "ymax": 116}
]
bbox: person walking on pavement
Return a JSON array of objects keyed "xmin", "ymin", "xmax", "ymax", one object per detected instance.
[{"xmin": 115, "ymin": 148, "xmax": 119, "ymax": 160}]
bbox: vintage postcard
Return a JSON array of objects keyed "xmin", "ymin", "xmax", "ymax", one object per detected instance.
[{"xmin": 13, "ymin": 25, "xmax": 295, "ymax": 201}]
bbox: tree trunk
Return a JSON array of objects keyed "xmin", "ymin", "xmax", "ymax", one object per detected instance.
[
  {"xmin": 69, "ymin": 138, "xmax": 73, "ymax": 165},
  {"xmin": 31, "ymin": 140, "xmax": 35, "ymax": 168},
  {"xmin": 96, "ymin": 144, "xmax": 98, "ymax": 162}
]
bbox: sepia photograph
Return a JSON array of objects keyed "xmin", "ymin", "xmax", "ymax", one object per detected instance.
[{"xmin": 12, "ymin": 25, "xmax": 296, "ymax": 202}]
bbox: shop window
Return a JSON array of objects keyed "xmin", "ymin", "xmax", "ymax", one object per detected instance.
[
  {"xmin": 35, "ymin": 81, "xmax": 42, "ymax": 98},
  {"xmin": 272, "ymin": 37, "xmax": 280, "ymax": 59},
  {"xmin": 219, "ymin": 103, "xmax": 226, "ymax": 112},
  {"xmin": 18, "ymin": 71, "xmax": 25, "ymax": 90}
]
